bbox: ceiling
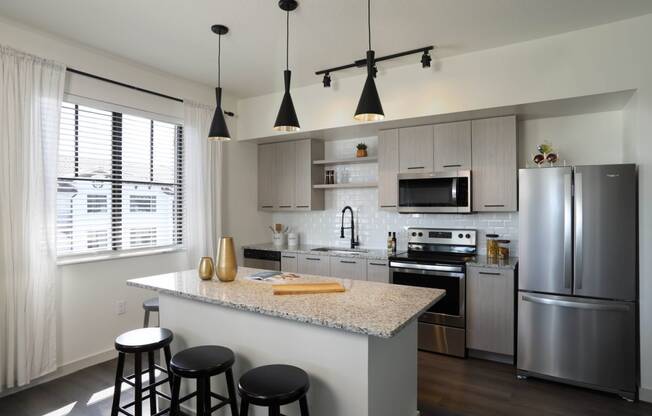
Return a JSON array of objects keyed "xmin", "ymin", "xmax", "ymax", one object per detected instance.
[{"xmin": 1, "ymin": 0, "xmax": 652, "ymax": 98}]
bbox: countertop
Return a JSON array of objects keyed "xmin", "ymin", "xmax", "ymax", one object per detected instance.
[
  {"xmin": 127, "ymin": 267, "xmax": 444, "ymax": 338},
  {"xmin": 243, "ymin": 242, "xmax": 390, "ymax": 261}
]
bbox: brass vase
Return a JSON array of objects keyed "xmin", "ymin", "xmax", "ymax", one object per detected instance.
[
  {"xmin": 216, "ymin": 237, "xmax": 237, "ymax": 282},
  {"xmin": 198, "ymin": 257, "xmax": 215, "ymax": 280}
]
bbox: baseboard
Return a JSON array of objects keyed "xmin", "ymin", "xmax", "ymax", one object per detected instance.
[
  {"xmin": 640, "ymin": 386, "xmax": 652, "ymax": 403},
  {"xmin": 0, "ymin": 348, "xmax": 116, "ymax": 398}
]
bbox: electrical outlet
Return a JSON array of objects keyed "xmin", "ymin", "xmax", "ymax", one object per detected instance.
[{"xmin": 116, "ymin": 301, "xmax": 126, "ymax": 315}]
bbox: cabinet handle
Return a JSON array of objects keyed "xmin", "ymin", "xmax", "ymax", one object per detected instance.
[
  {"xmin": 282, "ymin": 255, "xmax": 296, "ymax": 259},
  {"xmin": 340, "ymin": 260, "xmax": 357, "ymax": 264},
  {"xmin": 484, "ymin": 204, "xmax": 505, "ymax": 208},
  {"xmin": 279, "ymin": 205, "xmax": 292, "ymax": 208},
  {"xmin": 479, "ymin": 271, "xmax": 502, "ymax": 276},
  {"xmin": 369, "ymin": 262, "xmax": 387, "ymax": 266},
  {"xmin": 261, "ymin": 205, "xmax": 273, "ymax": 208},
  {"xmin": 443, "ymin": 164, "xmax": 461, "ymax": 168},
  {"xmin": 296, "ymin": 205, "xmax": 309, "ymax": 208},
  {"xmin": 380, "ymin": 205, "xmax": 396, "ymax": 208},
  {"xmin": 407, "ymin": 166, "xmax": 425, "ymax": 170},
  {"xmin": 305, "ymin": 257, "xmax": 321, "ymax": 261}
]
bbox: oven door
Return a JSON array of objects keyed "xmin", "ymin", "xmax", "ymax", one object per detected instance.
[
  {"xmin": 389, "ymin": 261, "xmax": 465, "ymax": 328},
  {"xmin": 397, "ymin": 171, "xmax": 471, "ymax": 213}
]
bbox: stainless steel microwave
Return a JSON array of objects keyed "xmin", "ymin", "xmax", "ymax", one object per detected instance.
[{"xmin": 397, "ymin": 170, "xmax": 471, "ymax": 213}]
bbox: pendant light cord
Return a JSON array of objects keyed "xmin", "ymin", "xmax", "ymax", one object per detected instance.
[
  {"xmin": 218, "ymin": 33, "xmax": 221, "ymax": 87},
  {"xmin": 367, "ymin": 0, "xmax": 371, "ymax": 51},
  {"xmin": 286, "ymin": 10, "xmax": 289, "ymax": 70}
]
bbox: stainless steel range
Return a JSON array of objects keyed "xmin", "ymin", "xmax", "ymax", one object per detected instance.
[{"xmin": 389, "ymin": 227, "xmax": 477, "ymax": 358}]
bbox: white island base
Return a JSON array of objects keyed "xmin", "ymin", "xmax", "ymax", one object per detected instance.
[{"xmin": 161, "ymin": 293, "xmax": 419, "ymax": 416}]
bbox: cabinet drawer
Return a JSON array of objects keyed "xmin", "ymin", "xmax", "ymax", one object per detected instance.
[
  {"xmin": 466, "ymin": 266, "xmax": 515, "ymax": 356},
  {"xmin": 297, "ymin": 254, "xmax": 330, "ymax": 277},
  {"xmin": 329, "ymin": 256, "xmax": 367, "ymax": 280},
  {"xmin": 281, "ymin": 252, "xmax": 298, "ymax": 273},
  {"xmin": 366, "ymin": 260, "xmax": 389, "ymax": 283}
]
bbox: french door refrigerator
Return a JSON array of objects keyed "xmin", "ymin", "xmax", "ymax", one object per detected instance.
[{"xmin": 517, "ymin": 164, "xmax": 638, "ymax": 401}]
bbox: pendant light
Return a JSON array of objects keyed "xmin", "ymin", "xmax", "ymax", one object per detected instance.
[
  {"xmin": 273, "ymin": 0, "xmax": 300, "ymax": 132},
  {"xmin": 354, "ymin": 0, "xmax": 384, "ymax": 122},
  {"xmin": 208, "ymin": 24, "xmax": 231, "ymax": 141}
]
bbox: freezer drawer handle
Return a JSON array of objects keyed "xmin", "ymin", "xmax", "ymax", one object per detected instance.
[{"xmin": 521, "ymin": 295, "xmax": 630, "ymax": 312}]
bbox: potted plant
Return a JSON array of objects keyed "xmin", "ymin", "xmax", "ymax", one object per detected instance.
[{"xmin": 356, "ymin": 142, "xmax": 368, "ymax": 158}]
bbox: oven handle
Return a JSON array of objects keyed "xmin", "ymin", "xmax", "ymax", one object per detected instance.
[
  {"xmin": 390, "ymin": 266, "xmax": 465, "ymax": 279},
  {"xmin": 390, "ymin": 261, "xmax": 463, "ymax": 273}
]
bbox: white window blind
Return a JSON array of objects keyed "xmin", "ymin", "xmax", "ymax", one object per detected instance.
[{"xmin": 56, "ymin": 102, "xmax": 183, "ymax": 257}]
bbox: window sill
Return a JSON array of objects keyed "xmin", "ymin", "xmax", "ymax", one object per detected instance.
[{"xmin": 57, "ymin": 246, "xmax": 185, "ymax": 266}]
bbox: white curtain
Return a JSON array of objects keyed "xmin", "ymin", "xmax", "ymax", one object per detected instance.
[
  {"xmin": 183, "ymin": 100, "xmax": 223, "ymax": 266},
  {"xmin": 0, "ymin": 46, "xmax": 65, "ymax": 391}
]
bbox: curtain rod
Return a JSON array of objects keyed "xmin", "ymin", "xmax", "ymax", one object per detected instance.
[{"xmin": 66, "ymin": 68, "xmax": 235, "ymax": 116}]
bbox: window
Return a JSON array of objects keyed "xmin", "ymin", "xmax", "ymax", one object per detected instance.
[{"xmin": 56, "ymin": 102, "xmax": 183, "ymax": 257}]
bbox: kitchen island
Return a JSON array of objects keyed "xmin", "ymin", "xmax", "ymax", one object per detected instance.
[{"xmin": 128, "ymin": 267, "xmax": 444, "ymax": 416}]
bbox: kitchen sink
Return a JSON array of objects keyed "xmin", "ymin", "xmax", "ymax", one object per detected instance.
[{"xmin": 312, "ymin": 247, "xmax": 368, "ymax": 255}]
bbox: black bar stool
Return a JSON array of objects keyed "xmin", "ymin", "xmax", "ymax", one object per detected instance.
[
  {"xmin": 143, "ymin": 297, "xmax": 159, "ymax": 327},
  {"xmin": 169, "ymin": 345, "xmax": 239, "ymax": 416},
  {"xmin": 238, "ymin": 365, "xmax": 310, "ymax": 416},
  {"xmin": 111, "ymin": 327, "xmax": 174, "ymax": 416}
]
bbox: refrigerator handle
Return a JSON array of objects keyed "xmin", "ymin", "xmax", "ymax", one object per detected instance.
[
  {"xmin": 574, "ymin": 172, "xmax": 583, "ymax": 290},
  {"xmin": 563, "ymin": 173, "xmax": 573, "ymax": 290}
]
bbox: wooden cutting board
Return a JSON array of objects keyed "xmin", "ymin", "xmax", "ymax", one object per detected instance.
[{"xmin": 273, "ymin": 282, "xmax": 345, "ymax": 295}]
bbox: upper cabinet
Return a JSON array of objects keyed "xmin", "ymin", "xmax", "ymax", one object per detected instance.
[
  {"xmin": 434, "ymin": 121, "xmax": 472, "ymax": 171},
  {"xmin": 258, "ymin": 139, "xmax": 324, "ymax": 211},
  {"xmin": 398, "ymin": 125, "xmax": 434, "ymax": 173},
  {"xmin": 378, "ymin": 129, "xmax": 399, "ymax": 209},
  {"xmin": 471, "ymin": 116, "xmax": 518, "ymax": 212}
]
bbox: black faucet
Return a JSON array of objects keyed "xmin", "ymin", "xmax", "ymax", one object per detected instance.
[{"xmin": 340, "ymin": 205, "xmax": 360, "ymax": 249}]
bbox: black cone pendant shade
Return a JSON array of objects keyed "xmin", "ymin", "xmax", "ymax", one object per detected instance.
[
  {"xmin": 273, "ymin": 0, "xmax": 300, "ymax": 132},
  {"xmin": 354, "ymin": 50, "xmax": 384, "ymax": 121},
  {"xmin": 209, "ymin": 86, "xmax": 230, "ymax": 140},
  {"xmin": 274, "ymin": 70, "xmax": 300, "ymax": 131},
  {"xmin": 208, "ymin": 24, "xmax": 231, "ymax": 141}
]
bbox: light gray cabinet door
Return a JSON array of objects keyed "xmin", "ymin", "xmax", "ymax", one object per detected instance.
[
  {"xmin": 398, "ymin": 125, "xmax": 434, "ymax": 173},
  {"xmin": 378, "ymin": 129, "xmax": 399, "ymax": 209},
  {"xmin": 281, "ymin": 252, "xmax": 298, "ymax": 273},
  {"xmin": 294, "ymin": 139, "xmax": 311, "ymax": 209},
  {"xmin": 434, "ymin": 121, "xmax": 471, "ymax": 171},
  {"xmin": 275, "ymin": 141, "xmax": 296, "ymax": 209},
  {"xmin": 471, "ymin": 116, "xmax": 517, "ymax": 212},
  {"xmin": 366, "ymin": 260, "xmax": 389, "ymax": 283},
  {"xmin": 297, "ymin": 254, "xmax": 330, "ymax": 276},
  {"xmin": 466, "ymin": 266, "xmax": 515, "ymax": 356},
  {"xmin": 329, "ymin": 256, "xmax": 367, "ymax": 280},
  {"xmin": 258, "ymin": 144, "xmax": 276, "ymax": 209}
]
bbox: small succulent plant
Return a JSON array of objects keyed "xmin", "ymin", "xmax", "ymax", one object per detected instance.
[{"xmin": 356, "ymin": 143, "xmax": 368, "ymax": 150}]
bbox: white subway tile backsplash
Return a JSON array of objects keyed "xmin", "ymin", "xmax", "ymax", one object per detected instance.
[{"xmin": 272, "ymin": 137, "xmax": 519, "ymax": 255}]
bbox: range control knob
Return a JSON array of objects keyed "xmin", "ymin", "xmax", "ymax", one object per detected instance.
[
  {"xmin": 418, "ymin": 232, "xmax": 423, "ymax": 237},
  {"xmin": 465, "ymin": 233, "xmax": 471, "ymax": 239},
  {"xmin": 411, "ymin": 232, "xmax": 417, "ymax": 237},
  {"xmin": 458, "ymin": 233, "xmax": 464, "ymax": 239}
]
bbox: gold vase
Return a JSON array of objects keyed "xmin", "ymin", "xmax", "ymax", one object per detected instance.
[
  {"xmin": 198, "ymin": 256, "xmax": 215, "ymax": 280},
  {"xmin": 216, "ymin": 237, "xmax": 237, "ymax": 282}
]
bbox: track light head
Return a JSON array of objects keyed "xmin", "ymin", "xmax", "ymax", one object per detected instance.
[
  {"xmin": 421, "ymin": 50, "xmax": 432, "ymax": 68},
  {"xmin": 323, "ymin": 73, "xmax": 331, "ymax": 88}
]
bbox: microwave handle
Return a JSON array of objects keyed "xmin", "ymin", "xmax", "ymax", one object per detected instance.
[{"xmin": 451, "ymin": 177, "xmax": 458, "ymax": 204}]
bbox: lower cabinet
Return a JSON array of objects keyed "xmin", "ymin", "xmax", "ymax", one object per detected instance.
[
  {"xmin": 466, "ymin": 266, "xmax": 515, "ymax": 356},
  {"xmin": 329, "ymin": 256, "xmax": 367, "ymax": 280},
  {"xmin": 281, "ymin": 252, "xmax": 298, "ymax": 273},
  {"xmin": 366, "ymin": 260, "xmax": 389, "ymax": 283},
  {"xmin": 297, "ymin": 254, "xmax": 330, "ymax": 277}
]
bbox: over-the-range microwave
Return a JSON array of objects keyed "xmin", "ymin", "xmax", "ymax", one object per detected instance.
[{"xmin": 397, "ymin": 170, "xmax": 471, "ymax": 213}]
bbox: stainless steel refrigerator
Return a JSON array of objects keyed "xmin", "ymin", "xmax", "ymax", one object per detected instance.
[{"xmin": 517, "ymin": 164, "xmax": 638, "ymax": 401}]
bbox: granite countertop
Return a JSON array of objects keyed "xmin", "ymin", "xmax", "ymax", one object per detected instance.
[
  {"xmin": 243, "ymin": 242, "xmax": 390, "ymax": 261},
  {"xmin": 127, "ymin": 267, "xmax": 444, "ymax": 338},
  {"xmin": 466, "ymin": 255, "xmax": 519, "ymax": 270}
]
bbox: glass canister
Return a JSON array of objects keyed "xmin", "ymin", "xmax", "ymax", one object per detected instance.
[
  {"xmin": 498, "ymin": 240, "xmax": 511, "ymax": 260},
  {"xmin": 486, "ymin": 234, "xmax": 500, "ymax": 258}
]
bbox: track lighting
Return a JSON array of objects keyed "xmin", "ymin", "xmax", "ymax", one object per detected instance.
[
  {"xmin": 208, "ymin": 24, "xmax": 231, "ymax": 141},
  {"xmin": 323, "ymin": 73, "xmax": 331, "ymax": 88},
  {"xmin": 421, "ymin": 50, "xmax": 432, "ymax": 68}
]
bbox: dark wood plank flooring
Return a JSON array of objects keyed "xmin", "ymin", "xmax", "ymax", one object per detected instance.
[{"xmin": 1, "ymin": 352, "xmax": 651, "ymax": 415}]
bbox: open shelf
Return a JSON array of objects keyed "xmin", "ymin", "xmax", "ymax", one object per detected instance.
[
  {"xmin": 313, "ymin": 182, "xmax": 378, "ymax": 189},
  {"xmin": 313, "ymin": 157, "xmax": 378, "ymax": 166}
]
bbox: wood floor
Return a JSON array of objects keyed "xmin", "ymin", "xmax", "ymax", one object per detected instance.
[{"xmin": 1, "ymin": 352, "xmax": 651, "ymax": 415}]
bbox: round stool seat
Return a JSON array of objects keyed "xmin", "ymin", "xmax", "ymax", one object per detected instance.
[
  {"xmin": 239, "ymin": 364, "xmax": 309, "ymax": 406},
  {"xmin": 170, "ymin": 345, "xmax": 235, "ymax": 378},
  {"xmin": 143, "ymin": 297, "xmax": 159, "ymax": 312},
  {"xmin": 115, "ymin": 327, "xmax": 173, "ymax": 353}
]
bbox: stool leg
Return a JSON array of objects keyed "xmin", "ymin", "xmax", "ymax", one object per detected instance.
[
  {"xmin": 170, "ymin": 373, "xmax": 181, "ymax": 416},
  {"xmin": 147, "ymin": 351, "xmax": 157, "ymax": 415},
  {"xmin": 203, "ymin": 377, "xmax": 212, "ymax": 415},
  {"xmin": 269, "ymin": 405, "xmax": 280, "ymax": 416},
  {"xmin": 144, "ymin": 310, "xmax": 150, "ymax": 327},
  {"xmin": 299, "ymin": 396, "xmax": 309, "ymax": 416},
  {"xmin": 225, "ymin": 368, "xmax": 239, "ymax": 416},
  {"xmin": 163, "ymin": 345, "xmax": 174, "ymax": 392},
  {"xmin": 134, "ymin": 352, "xmax": 143, "ymax": 416},
  {"xmin": 110, "ymin": 352, "xmax": 125, "ymax": 416},
  {"xmin": 196, "ymin": 377, "xmax": 206, "ymax": 416},
  {"xmin": 240, "ymin": 398, "xmax": 249, "ymax": 416}
]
